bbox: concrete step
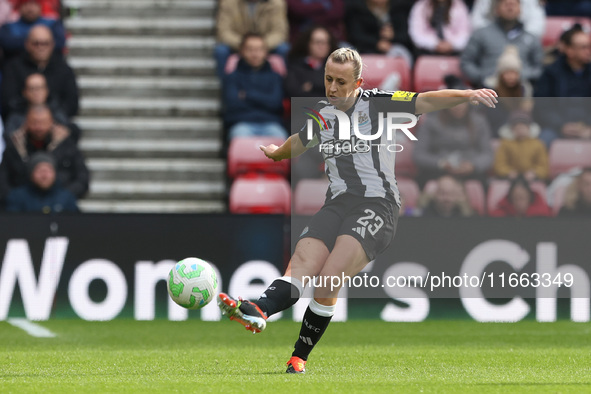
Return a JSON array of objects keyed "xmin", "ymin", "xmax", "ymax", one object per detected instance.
[
  {"xmin": 78, "ymin": 199, "xmax": 225, "ymax": 213},
  {"xmin": 87, "ymin": 158, "xmax": 225, "ymax": 181},
  {"xmin": 77, "ymin": 76, "xmax": 219, "ymax": 98},
  {"xmin": 80, "ymin": 138, "xmax": 222, "ymax": 158},
  {"xmin": 65, "ymin": 16, "xmax": 214, "ymax": 36},
  {"xmin": 78, "ymin": 97, "xmax": 219, "ymax": 117},
  {"xmin": 87, "ymin": 180, "xmax": 225, "ymax": 200},
  {"xmin": 64, "ymin": 0, "xmax": 215, "ymax": 18},
  {"xmin": 67, "ymin": 36, "xmax": 214, "ymax": 57},
  {"xmin": 76, "ymin": 117, "xmax": 222, "ymax": 140},
  {"xmin": 68, "ymin": 57, "xmax": 215, "ymax": 76}
]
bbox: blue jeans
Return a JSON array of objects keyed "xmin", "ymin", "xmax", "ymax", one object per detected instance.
[{"xmin": 228, "ymin": 121, "xmax": 288, "ymax": 140}]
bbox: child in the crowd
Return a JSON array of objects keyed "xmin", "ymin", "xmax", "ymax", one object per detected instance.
[{"xmin": 493, "ymin": 110, "xmax": 549, "ymax": 181}]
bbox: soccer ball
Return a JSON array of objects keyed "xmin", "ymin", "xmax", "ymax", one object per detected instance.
[{"xmin": 167, "ymin": 257, "xmax": 218, "ymax": 310}]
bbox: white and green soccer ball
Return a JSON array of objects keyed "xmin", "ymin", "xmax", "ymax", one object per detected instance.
[{"xmin": 167, "ymin": 258, "xmax": 218, "ymax": 310}]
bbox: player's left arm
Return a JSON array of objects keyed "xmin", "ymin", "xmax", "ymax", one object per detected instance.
[{"xmin": 415, "ymin": 88, "xmax": 498, "ymax": 114}]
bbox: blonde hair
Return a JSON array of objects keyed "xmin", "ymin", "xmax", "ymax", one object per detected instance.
[{"xmin": 327, "ymin": 48, "xmax": 363, "ymax": 80}]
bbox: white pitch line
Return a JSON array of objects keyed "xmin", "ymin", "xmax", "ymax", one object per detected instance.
[{"xmin": 7, "ymin": 318, "xmax": 57, "ymax": 338}]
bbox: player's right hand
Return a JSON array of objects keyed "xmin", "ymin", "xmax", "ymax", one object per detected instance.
[{"xmin": 260, "ymin": 144, "xmax": 282, "ymax": 161}]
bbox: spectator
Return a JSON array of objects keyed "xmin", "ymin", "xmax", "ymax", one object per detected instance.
[
  {"xmin": 2, "ymin": 24, "xmax": 79, "ymax": 118},
  {"xmin": 493, "ymin": 110, "xmax": 549, "ymax": 181},
  {"xmin": 483, "ymin": 45, "xmax": 533, "ymax": 134},
  {"xmin": 534, "ymin": 25, "xmax": 591, "ymax": 146},
  {"xmin": 286, "ymin": 0, "xmax": 346, "ymax": 44},
  {"xmin": 345, "ymin": 0, "xmax": 414, "ymax": 66},
  {"xmin": 215, "ymin": 0, "xmax": 289, "ymax": 78},
  {"xmin": 546, "ymin": 0, "xmax": 591, "ymax": 18},
  {"xmin": 408, "ymin": 0, "xmax": 471, "ymax": 56},
  {"xmin": 223, "ymin": 33, "xmax": 287, "ymax": 140},
  {"xmin": 460, "ymin": 0, "xmax": 543, "ymax": 87},
  {"xmin": 0, "ymin": 0, "xmax": 65, "ymax": 62},
  {"xmin": 490, "ymin": 175, "xmax": 552, "ymax": 217},
  {"xmin": 417, "ymin": 175, "xmax": 474, "ymax": 217},
  {"xmin": 0, "ymin": 0, "xmax": 15, "ymax": 26},
  {"xmin": 0, "ymin": 104, "xmax": 89, "ymax": 203},
  {"xmin": 559, "ymin": 167, "xmax": 591, "ymax": 217},
  {"xmin": 5, "ymin": 151, "xmax": 78, "ymax": 213},
  {"xmin": 285, "ymin": 26, "xmax": 337, "ymax": 98},
  {"xmin": 4, "ymin": 72, "xmax": 69, "ymax": 135},
  {"xmin": 413, "ymin": 76, "xmax": 494, "ymax": 187},
  {"xmin": 471, "ymin": 0, "xmax": 545, "ymax": 38}
]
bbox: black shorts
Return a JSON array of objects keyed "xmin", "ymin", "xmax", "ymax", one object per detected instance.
[{"xmin": 299, "ymin": 193, "xmax": 399, "ymax": 261}]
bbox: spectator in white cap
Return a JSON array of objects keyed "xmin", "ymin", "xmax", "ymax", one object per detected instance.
[{"xmin": 484, "ymin": 45, "xmax": 533, "ymax": 134}]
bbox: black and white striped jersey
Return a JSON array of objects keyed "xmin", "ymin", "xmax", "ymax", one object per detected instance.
[{"xmin": 298, "ymin": 88, "xmax": 418, "ymax": 206}]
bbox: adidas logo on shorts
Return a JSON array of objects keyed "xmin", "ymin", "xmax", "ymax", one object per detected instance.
[{"xmin": 352, "ymin": 226, "xmax": 366, "ymax": 238}]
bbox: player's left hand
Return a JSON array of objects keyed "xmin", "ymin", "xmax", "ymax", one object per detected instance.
[
  {"xmin": 468, "ymin": 89, "xmax": 498, "ymax": 108},
  {"xmin": 260, "ymin": 144, "xmax": 282, "ymax": 161}
]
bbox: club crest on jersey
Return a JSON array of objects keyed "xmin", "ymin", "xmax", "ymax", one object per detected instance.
[{"xmin": 357, "ymin": 111, "xmax": 370, "ymax": 127}]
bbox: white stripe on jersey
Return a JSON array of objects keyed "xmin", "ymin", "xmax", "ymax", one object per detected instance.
[{"xmin": 301, "ymin": 88, "xmax": 416, "ymax": 205}]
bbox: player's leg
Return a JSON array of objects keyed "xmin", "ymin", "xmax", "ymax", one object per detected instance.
[
  {"xmin": 288, "ymin": 197, "xmax": 399, "ymax": 372},
  {"xmin": 287, "ymin": 234, "xmax": 369, "ymax": 373},
  {"xmin": 218, "ymin": 237, "xmax": 329, "ymax": 333},
  {"xmin": 254, "ymin": 237, "xmax": 329, "ymax": 316},
  {"xmin": 219, "ymin": 200, "xmax": 343, "ymax": 333}
]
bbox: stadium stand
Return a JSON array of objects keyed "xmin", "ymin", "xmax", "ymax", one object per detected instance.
[
  {"xmin": 413, "ymin": 55, "xmax": 461, "ymax": 92},
  {"xmin": 424, "ymin": 179, "xmax": 485, "ymax": 215},
  {"xmin": 230, "ymin": 175, "xmax": 291, "ymax": 214},
  {"xmin": 396, "ymin": 177, "xmax": 420, "ymax": 211},
  {"xmin": 224, "ymin": 53, "xmax": 287, "ymax": 77},
  {"xmin": 294, "ymin": 177, "xmax": 329, "ymax": 215},
  {"xmin": 542, "ymin": 16, "xmax": 591, "ymax": 47},
  {"xmin": 487, "ymin": 179, "xmax": 548, "ymax": 214},
  {"xmin": 227, "ymin": 136, "xmax": 289, "ymax": 178},
  {"xmin": 361, "ymin": 54, "xmax": 411, "ymax": 91},
  {"xmin": 548, "ymin": 140, "xmax": 591, "ymax": 179},
  {"xmin": 394, "ymin": 136, "xmax": 417, "ymax": 179},
  {"xmin": 61, "ymin": 0, "xmax": 224, "ymax": 213}
]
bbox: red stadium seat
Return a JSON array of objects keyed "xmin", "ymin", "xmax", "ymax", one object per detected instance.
[
  {"xmin": 294, "ymin": 178, "xmax": 329, "ymax": 215},
  {"xmin": 542, "ymin": 16, "xmax": 591, "ymax": 48},
  {"xmin": 229, "ymin": 176, "xmax": 291, "ymax": 214},
  {"xmin": 413, "ymin": 56, "xmax": 461, "ymax": 92},
  {"xmin": 227, "ymin": 137, "xmax": 289, "ymax": 178},
  {"xmin": 465, "ymin": 180, "xmax": 486, "ymax": 215},
  {"xmin": 423, "ymin": 179, "xmax": 485, "ymax": 215},
  {"xmin": 487, "ymin": 179, "xmax": 547, "ymax": 213},
  {"xmin": 395, "ymin": 136, "xmax": 418, "ymax": 178},
  {"xmin": 549, "ymin": 140, "xmax": 591, "ymax": 179},
  {"xmin": 224, "ymin": 54, "xmax": 287, "ymax": 76},
  {"xmin": 397, "ymin": 177, "xmax": 420, "ymax": 209},
  {"xmin": 361, "ymin": 55, "xmax": 412, "ymax": 92}
]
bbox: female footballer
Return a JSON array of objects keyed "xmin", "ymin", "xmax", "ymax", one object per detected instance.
[{"xmin": 218, "ymin": 48, "xmax": 497, "ymax": 373}]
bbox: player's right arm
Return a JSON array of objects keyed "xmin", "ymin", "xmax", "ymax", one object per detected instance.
[{"xmin": 260, "ymin": 134, "xmax": 308, "ymax": 162}]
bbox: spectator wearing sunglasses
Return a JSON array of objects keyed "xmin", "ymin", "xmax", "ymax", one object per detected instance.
[{"xmin": 0, "ymin": 0, "xmax": 65, "ymax": 63}]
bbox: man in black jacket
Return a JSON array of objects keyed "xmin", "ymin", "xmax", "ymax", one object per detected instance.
[
  {"xmin": 2, "ymin": 24, "xmax": 79, "ymax": 119},
  {"xmin": 0, "ymin": 104, "xmax": 89, "ymax": 207}
]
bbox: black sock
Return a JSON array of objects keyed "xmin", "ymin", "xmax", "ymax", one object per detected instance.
[
  {"xmin": 253, "ymin": 278, "xmax": 300, "ymax": 317},
  {"xmin": 292, "ymin": 306, "xmax": 333, "ymax": 361}
]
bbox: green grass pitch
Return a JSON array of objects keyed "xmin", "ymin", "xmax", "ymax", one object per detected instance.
[{"xmin": 1, "ymin": 320, "xmax": 590, "ymax": 393}]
